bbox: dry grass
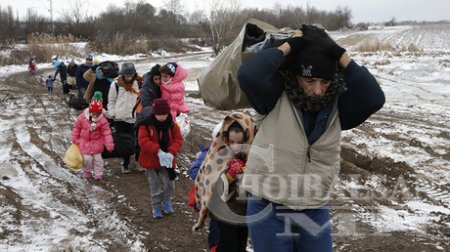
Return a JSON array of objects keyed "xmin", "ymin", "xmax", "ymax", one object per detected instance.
[
  {"xmin": 90, "ymin": 33, "xmax": 153, "ymax": 55},
  {"xmin": 356, "ymin": 39, "xmax": 396, "ymax": 52},
  {"xmin": 0, "ymin": 33, "xmax": 84, "ymax": 66},
  {"xmin": 355, "ymin": 39, "xmax": 422, "ymax": 53},
  {"xmin": 90, "ymin": 33, "xmax": 197, "ymax": 55},
  {"xmin": 27, "ymin": 33, "xmax": 84, "ymax": 62},
  {"xmin": 373, "ymin": 59, "xmax": 391, "ymax": 66}
]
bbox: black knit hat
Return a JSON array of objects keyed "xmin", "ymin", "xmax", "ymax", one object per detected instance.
[
  {"xmin": 293, "ymin": 46, "xmax": 337, "ymax": 80},
  {"xmin": 149, "ymin": 64, "xmax": 161, "ymax": 77}
]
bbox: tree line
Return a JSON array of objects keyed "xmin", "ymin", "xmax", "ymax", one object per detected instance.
[{"xmin": 0, "ymin": 0, "xmax": 353, "ymax": 55}]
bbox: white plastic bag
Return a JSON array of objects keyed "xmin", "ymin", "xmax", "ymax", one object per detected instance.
[{"xmin": 176, "ymin": 113, "xmax": 191, "ymax": 140}]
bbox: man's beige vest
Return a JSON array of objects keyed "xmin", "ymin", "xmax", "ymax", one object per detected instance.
[{"xmin": 242, "ymin": 92, "xmax": 341, "ymax": 210}]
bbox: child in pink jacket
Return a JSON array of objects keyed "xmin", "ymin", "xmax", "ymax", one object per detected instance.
[
  {"xmin": 72, "ymin": 91, "xmax": 114, "ymax": 181},
  {"xmin": 159, "ymin": 62, "xmax": 190, "ymax": 119}
]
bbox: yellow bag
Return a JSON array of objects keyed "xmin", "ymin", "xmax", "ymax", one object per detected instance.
[{"xmin": 63, "ymin": 144, "xmax": 84, "ymax": 170}]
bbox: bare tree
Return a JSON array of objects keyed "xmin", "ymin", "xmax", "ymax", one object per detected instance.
[
  {"xmin": 167, "ymin": 0, "xmax": 183, "ymax": 17},
  {"xmin": 62, "ymin": 0, "xmax": 90, "ymax": 24},
  {"xmin": 207, "ymin": 0, "xmax": 241, "ymax": 55}
]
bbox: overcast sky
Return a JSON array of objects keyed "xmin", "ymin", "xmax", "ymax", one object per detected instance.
[{"xmin": 2, "ymin": 0, "xmax": 450, "ymax": 23}]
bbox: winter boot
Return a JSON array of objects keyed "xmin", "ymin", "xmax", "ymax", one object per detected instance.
[
  {"xmin": 162, "ymin": 201, "xmax": 174, "ymax": 214},
  {"xmin": 121, "ymin": 165, "xmax": 131, "ymax": 174},
  {"xmin": 94, "ymin": 175, "xmax": 103, "ymax": 181},
  {"xmin": 152, "ymin": 208, "xmax": 163, "ymax": 219},
  {"xmin": 83, "ymin": 171, "xmax": 92, "ymax": 179},
  {"xmin": 121, "ymin": 158, "xmax": 131, "ymax": 174}
]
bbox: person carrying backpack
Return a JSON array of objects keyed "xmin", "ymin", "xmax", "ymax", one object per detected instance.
[{"xmin": 108, "ymin": 62, "xmax": 140, "ymax": 174}]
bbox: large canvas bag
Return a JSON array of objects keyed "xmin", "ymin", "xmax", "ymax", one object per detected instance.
[{"xmin": 197, "ymin": 18, "xmax": 301, "ymax": 110}]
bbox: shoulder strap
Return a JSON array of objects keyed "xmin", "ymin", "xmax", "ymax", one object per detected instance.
[{"xmin": 132, "ymin": 92, "xmax": 142, "ymax": 118}]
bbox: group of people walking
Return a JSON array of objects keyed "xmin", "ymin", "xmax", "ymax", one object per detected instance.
[
  {"xmin": 70, "ymin": 58, "xmax": 190, "ymax": 219},
  {"xmin": 65, "ymin": 23, "xmax": 385, "ymax": 252}
]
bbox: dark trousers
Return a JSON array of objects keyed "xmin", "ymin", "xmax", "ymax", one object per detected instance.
[
  {"xmin": 212, "ymin": 215, "xmax": 248, "ymax": 252},
  {"xmin": 115, "ymin": 121, "xmax": 134, "ymax": 168}
]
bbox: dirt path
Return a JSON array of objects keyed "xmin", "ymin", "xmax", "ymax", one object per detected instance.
[{"xmin": 1, "ymin": 58, "xmax": 449, "ymax": 251}]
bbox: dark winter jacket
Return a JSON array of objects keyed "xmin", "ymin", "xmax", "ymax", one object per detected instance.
[
  {"xmin": 237, "ymin": 47, "xmax": 385, "ymax": 131},
  {"xmin": 141, "ymin": 76, "xmax": 161, "ymax": 108},
  {"xmin": 138, "ymin": 70, "xmax": 161, "ymax": 121},
  {"xmin": 68, "ymin": 63, "xmax": 78, "ymax": 77},
  {"xmin": 76, "ymin": 64, "xmax": 91, "ymax": 90},
  {"xmin": 59, "ymin": 63, "xmax": 68, "ymax": 81}
]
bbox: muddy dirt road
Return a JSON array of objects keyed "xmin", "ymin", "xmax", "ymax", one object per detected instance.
[{"xmin": 0, "ymin": 53, "xmax": 449, "ymax": 251}]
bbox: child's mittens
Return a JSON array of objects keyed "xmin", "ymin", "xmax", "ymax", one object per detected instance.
[
  {"xmin": 226, "ymin": 158, "xmax": 246, "ymax": 181},
  {"xmin": 157, "ymin": 149, "xmax": 167, "ymax": 167},
  {"xmin": 106, "ymin": 144, "xmax": 114, "ymax": 152},
  {"xmin": 165, "ymin": 152, "xmax": 174, "ymax": 168}
]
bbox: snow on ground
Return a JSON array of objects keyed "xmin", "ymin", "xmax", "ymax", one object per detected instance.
[
  {"xmin": 1, "ymin": 24, "xmax": 449, "ymax": 250},
  {"xmin": 335, "ymin": 24, "xmax": 450, "ymax": 240}
]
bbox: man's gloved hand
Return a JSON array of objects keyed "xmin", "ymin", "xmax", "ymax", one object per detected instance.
[
  {"xmin": 226, "ymin": 158, "xmax": 246, "ymax": 180},
  {"xmin": 286, "ymin": 36, "xmax": 304, "ymax": 56},
  {"xmin": 301, "ymin": 24, "xmax": 346, "ymax": 60}
]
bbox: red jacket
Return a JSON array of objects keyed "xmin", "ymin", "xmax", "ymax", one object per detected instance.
[{"xmin": 138, "ymin": 123, "xmax": 184, "ymax": 169}]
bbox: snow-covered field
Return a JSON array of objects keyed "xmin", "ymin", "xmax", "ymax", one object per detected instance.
[{"xmin": 0, "ymin": 24, "xmax": 449, "ymax": 251}]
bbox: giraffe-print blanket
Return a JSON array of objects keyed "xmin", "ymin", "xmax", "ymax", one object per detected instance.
[{"xmin": 193, "ymin": 112, "xmax": 256, "ymax": 231}]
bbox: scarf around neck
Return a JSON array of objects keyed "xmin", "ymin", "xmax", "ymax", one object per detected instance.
[
  {"xmin": 150, "ymin": 114, "xmax": 173, "ymax": 152},
  {"xmin": 116, "ymin": 77, "xmax": 138, "ymax": 94},
  {"xmin": 283, "ymin": 70, "xmax": 346, "ymax": 113}
]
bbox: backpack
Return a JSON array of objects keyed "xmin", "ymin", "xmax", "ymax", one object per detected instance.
[{"xmin": 68, "ymin": 94, "xmax": 88, "ymax": 110}]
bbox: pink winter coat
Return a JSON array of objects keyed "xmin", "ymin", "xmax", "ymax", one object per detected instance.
[
  {"xmin": 160, "ymin": 62, "xmax": 190, "ymax": 119},
  {"xmin": 71, "ymin": 109, "xmax": 114, "ymax": 155}
]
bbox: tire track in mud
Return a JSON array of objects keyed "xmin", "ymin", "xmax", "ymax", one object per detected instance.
[{"xmin": 337, "ymin": 102, "xmax": 450, "ymax": 249}]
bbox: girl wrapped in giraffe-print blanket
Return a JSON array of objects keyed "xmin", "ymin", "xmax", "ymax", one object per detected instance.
[{"xmin": 193, "ymin": 112, "xmax": 256, "ymax": 232}]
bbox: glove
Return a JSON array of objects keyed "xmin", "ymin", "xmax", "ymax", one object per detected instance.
[
  {"xmin": 286, "ymin": 36, "xmax": 304, "ymax": 56},
  {"xmin": 106, "ymin": 145, "xmax": 114, "ymax": 153},
  {"xmin": 301, "ymin": 24, "xmax": 346, "ymax": 60},
  {"xmin": 157, "ymin": 150, "xmax": 168, "ymax": 167},
  {"xmin": 226, "ymin": 158, "xmax": 246, "ymax": 180},
  {"xmin": 165, "ymin": 152, "xmax": 174, "ymax": 168}
]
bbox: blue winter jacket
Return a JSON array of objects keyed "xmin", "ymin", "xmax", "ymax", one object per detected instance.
[{"xmin": 188, "ymin": 144, "xmax": 209, "ymax": 180}]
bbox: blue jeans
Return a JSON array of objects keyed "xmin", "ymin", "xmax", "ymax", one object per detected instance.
[{"xmin": 247, "ymin": 197, "xmax": 332, "ymax": 252}]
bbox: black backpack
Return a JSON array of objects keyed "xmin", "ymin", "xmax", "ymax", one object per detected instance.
[
  {"xmin": 68, "ymin": 94, "xmax": 88, "ymax": 110},
  {"xmin": 99, "ymin": 61, "xmax": 119, "ymax": 78}
]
